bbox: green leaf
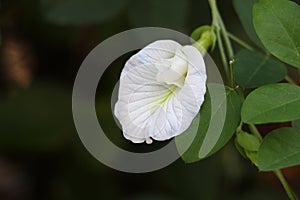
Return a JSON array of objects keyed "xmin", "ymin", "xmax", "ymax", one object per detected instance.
[
  {"xmin": 40, "ymin": 0, "xmax": 129, "ymax": 25},
  {"xmin": 176, "ymin": 84, "xmax": 243, "ymax": 163},
  {"xmin": 258, "ymin": 127, "xmax": 300, "ymax": 171},
  {"xmin": 242, "ymin": 83, "xmax": 300, "ymax": 124},
  {"xmin": 253, "ymin": 0, "xmax": 300, "ymax": 68},
  {"xmin": 233, "ymin": 0, "xmax": 264, "ymax": 48},
  {"xmin": 292, "ymin": 119, "xmax": 300, "ymax": 129},
  {"xmin": 234, "ymin": 50, "xmax": 287, "ymax": 88},
  {"xmin": 236, "ymin": 131, "xmax": 261, "ymax": 151},
  {"xmin": 128, "ymin": 0, "xmax": 189, "ymax": 30}
]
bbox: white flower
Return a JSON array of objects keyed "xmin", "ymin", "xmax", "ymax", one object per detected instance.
[{"xmin": 114, "ymin": 40, "xmax": 207, "ymax": 144}]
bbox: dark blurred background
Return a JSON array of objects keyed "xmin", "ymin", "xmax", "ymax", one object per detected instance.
[{"xmin": 0, "ymin": 0, "xmax": 299, "ymax": 199}]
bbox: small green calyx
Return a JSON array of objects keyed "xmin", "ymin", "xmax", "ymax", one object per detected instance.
[
  {"xmin": 191, "ymin": 25, "xmax": 217, "ymax": 55},
  {"xmin": 235, "ymin": 131, "xmax": 262, "ymax": 166}
]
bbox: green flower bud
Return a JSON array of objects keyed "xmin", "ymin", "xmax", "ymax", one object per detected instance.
[
  {"xmin": 235, "ymin": 131, "xmax": 262, "ymax": 166},
  {"xmin": 191, "ymin": 25, "xmax": 217, "ymax": 55}
]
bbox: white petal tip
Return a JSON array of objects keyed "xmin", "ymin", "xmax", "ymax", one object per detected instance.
[{"xmin": 145, "ymin": 137, "xmax": 153, "ymax": 144}]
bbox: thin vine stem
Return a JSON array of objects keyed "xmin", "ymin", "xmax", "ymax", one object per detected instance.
[
  {"xmin": 227, "ymin": 32, "xmax": 254, "ymax": 51},
  {"xmin": 274, "ymin": 170, "xmax": 299, "ymax": 200},
  {"xmin": 217, "ymin": 14, "xmax": 235, "ymax": 87},
  {"xmin": 285, "ymin": 75, "xmax": 297, "ymax": 85},
  {"xmin": 217, "ymin": 14, "xmax": 234, "ymax": 59},
  {"xmin": 216, "ymin": 30, "xmax": 230, "ymax": 82},
  {"xmin": 229, "ymin": 60, "xmax": 235, "ymax": 87},
  {"xmin": 248, "ymin": 123, "xmax": 263, "ymax": 142},
  {"xmin": 208, "ymin": 0, "xmax": 231, "ymax": 84},
  {"xmin": 208, "ymin": 0, "xmax": 219, "ymax": 27}
]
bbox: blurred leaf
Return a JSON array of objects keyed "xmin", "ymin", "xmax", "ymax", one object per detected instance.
[
  {"xmin": 0, "ymin": 83, "xmax": 74, "ymax": 152},
  {"xmin": 175, "ymin": 106, "xmax": 204, "ymax": 163},
  {"xmin": 207, "ymin": 87, "xmax": 243, "ymax": 157},
  {"xmin": 258, "ymin": 127, "xmax": 300, "ymax": 171},
  {"xmin": 128, "ymin": 0, "xmax": 189, "ymax": 30},
  {"xmin": 236, "ymin": 131, "xmax": 261, "ymax": 151},
  {"xmin": 253, "ymin": 0, "xmax": 300, "ymax": 68},
  {"xmin": 40, "ymin": 0, "xmax": 129, "ymax": 25},
  {"xmin": 292, "ymin": 119, "xmax": 300, "ymax": 129},
  {"xmin": 176, "ymin": 84, "xmax": 242, "ymax": 163},
  {"xmin": 233, "ymin": 0, "xmax": 264, "ymax": 48},
  {"xmin": 242, "ymin": 83, "xmax": 300, "ymax": 124},
  {"xmin": 233, "ymin": 50, "xmax": 286, "ymax": 88}
]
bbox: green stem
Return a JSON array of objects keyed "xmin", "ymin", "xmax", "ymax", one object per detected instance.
[
  {"xmin": 209, "ymin": 0, "xmax": 231, "ymax": 84},
  {"xmin": 227, "ymin": 32, "xmax": 254, "ymax": 51},
  {"xmin": 236, "ymin": 120, "xmax": 243, "ymax": 133},
  {"xmin": 248, "ymin": 123, "xmax": 263, "ymax": 142},
  {"xmin": 274, "ymin": 170, "xmax": 299, "ymax": 200},
  {"xmin": 229, "ymin": 60, "xmax": 235, "ymax": 87},
  {"xmin": 217, "ymin": 14, "xmax": 236, "ymax": 87},
  {"xmin": 217, "ymin": 15, "xmax": 234, "ymax": 59},
  {"xmin": 208, "ymin": 0, "xmax": 219, "ymax": 27},
  {"xmin": 285, "ymin": 75, "xmax": 297, "ymax": 85},
  {"xmin": 217, "ymin": 29, "xmax": 230, "ymax": 82}
]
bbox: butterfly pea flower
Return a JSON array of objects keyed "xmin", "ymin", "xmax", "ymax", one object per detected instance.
[{"xmin": 114, "ymin": 40, "xmax": 207, "ymax": 144}]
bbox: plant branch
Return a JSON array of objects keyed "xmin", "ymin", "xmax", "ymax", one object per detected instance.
[
  {"xmin": 274, "ymin": 170, "xmax": 299, "ymax": 200},
  {"xmin": 248, "ymin": 123, "xmax": 263, "ymax": 142},
  {"xmin": 227, "ymin": 32, "xmax": 254, "ymax": 51},
  {"xmin": 217, "ymin": 15, "xmax": 234, "ymax": 59},
  {"xmin": 229, "ymin": 59, "xmax": 235, "ymax": 87},
  {"xmin": 217, "ymin": 30, "xmax": 230, "ymax": 82},
  {"xmin": 285, "ymin": 75, "xmax": 297, "ymax": 85},
  {"xmin": 209, "ymin": 0, "xmax": 230, "ymax": 83}
]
